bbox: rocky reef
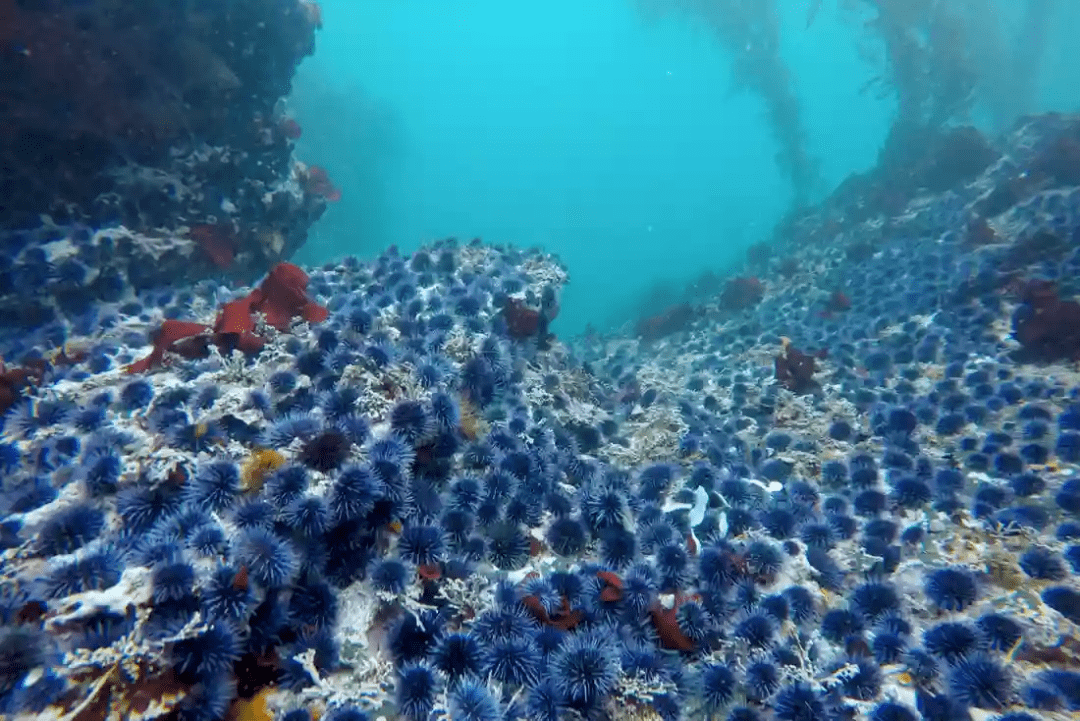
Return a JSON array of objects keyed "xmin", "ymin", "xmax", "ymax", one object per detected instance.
[
  {"xmin": 1, "ymin": 112, "xmax": 1080, "ymax": 721},
  {"xmin": 2, "ymin": 2, "xmax": 1080, "ymax": 719}
]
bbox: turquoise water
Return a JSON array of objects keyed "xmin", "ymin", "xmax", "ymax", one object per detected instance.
[{"xmin": 290, "ymin": 0, "xmax": 1076, "ymax": 336}]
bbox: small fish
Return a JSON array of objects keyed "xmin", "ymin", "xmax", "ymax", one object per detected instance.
[
  {"xmin": 807, "ymin": 0, "xmax": 823, "ymax": 29},
  {"xmin": 687, "ymin": 485, "xmax": 709, "ymax": 527}
]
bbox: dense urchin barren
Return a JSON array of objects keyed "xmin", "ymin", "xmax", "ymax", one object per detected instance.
[{"xmin": 3, "ymin": 115, "xmax": 1080, "ymax": 721}]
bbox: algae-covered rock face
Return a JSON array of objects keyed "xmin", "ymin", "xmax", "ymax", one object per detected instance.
[{"xmin": 0, "ymin": 0, "xmax": 327, "ymax": 328}]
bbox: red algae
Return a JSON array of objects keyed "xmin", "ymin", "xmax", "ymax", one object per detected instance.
[
  {"xmin": 303, "ymin": 165, "xmax": 341, "ymax": 202},
  {"xmin": 720, "ymin": 277, "xmax": 765, "ymax": 310},
  {"xmin": 0, "ymin": 359, "xmax": 46, "ymax": 414},
  {"xmin": 126, "ymin": 262, "xmax": 326, "ymax": 373},
  {"xmin": 775, "ymin": 337, "xmax": 818, "ymax": 394},
  {"xmin": 1013, "ymin": 279, "xmax": 1080, "ymax": 362},
  {"xmin": 503, "ymin": 298, "xmax": 541, "ymax": 339},
  {"xmin": 649, "ymin": 595, "xmax": 696, "ymax": 652},
  {"xmin": 190, "ymin": 224, "xmax": 236, "ymax": 269},
  {"xmin": 636, "ymin": 303, "xmax": 697, "ymax": 342}
]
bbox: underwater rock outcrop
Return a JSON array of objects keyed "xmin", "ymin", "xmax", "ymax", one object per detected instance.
[
  {"xmin": 577, "ymin": 111, "xmax": 1080, "ymax": 719},
  {"xmin": 0, "ymin": 0, "xmax": 329, "ymax": 328}
]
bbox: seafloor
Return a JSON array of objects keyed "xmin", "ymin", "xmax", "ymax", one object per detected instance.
[{"xmin": 4, "ymin": 42, "xmax": 1080, "ymax": 721}]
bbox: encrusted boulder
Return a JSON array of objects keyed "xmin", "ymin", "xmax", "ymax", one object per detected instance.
[{"xmin": 0, "ymin": 0, "xmax": 331, "ymax": 327}]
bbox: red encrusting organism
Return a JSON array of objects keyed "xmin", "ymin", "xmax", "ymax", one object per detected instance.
[
  {"xmin": 720, "ymin": 276, "xmax": 765, "ymax": 310},
  {"xmin": 252, "ymin": 262, "xmax": 329, "ymax": 329},
  {"xmin": 417, "ymin": 564, "xmax": 442, "ymax": 582},
  {"xmin": 0, "ymin": 359, "xmax": 47, "ymax": 414},
  {"xmin": 189, "ymin": 224, "xmax": 236, "ymax": 269},
  {"xmin": 126, "ymin": 320, "xmax": 213, "ymax": 374},
  {"xmin": 278, "ymin": 117, "xmax": 303, "ymax": 140},
  {"xmin": 636, "ymin": 303, "xmax": 697, "ymax": 342},
  {"xmin": 232, "ymin": 566, "xmax": 250, "ymax": 592},
  {"xmin": 126, "ymin": 262, "xmax": 327, "ymax": 373},
  {"xmin": 774, "ymin": 337, "xmax": 818, "ymax": 394},
  {"xmin": 302, "ymin": 165, "xmax": 341, "ymax": 202},
  {"xmin": 596, "ymin": 571, "xmax": 624, "ymax": 603},
  {"xmin": 502, "ymin": 298, "xmax": 541, "ymax": 340},
  {"xmin": 522, "ymin": 594, "xmax": 585, "ymax": 632},
  {"xmin": 1012, "ymin": 279, "xmax": 1080, "ymax": 362},
  {"xmin": 649, "ymin": 593, "xmax": 697, "ymax": 652},
  {"xmin": 16, "ymin": 600, "xmax": 47, "ymax": 626}
]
